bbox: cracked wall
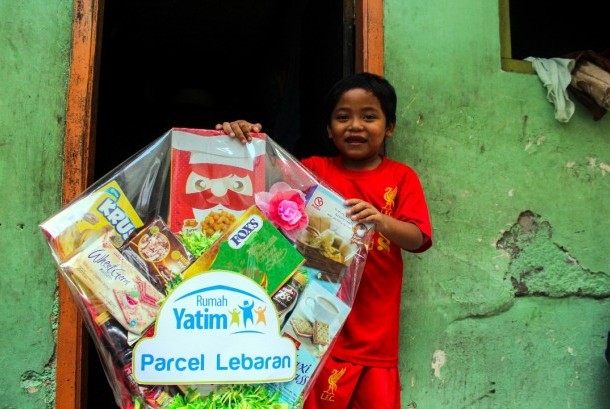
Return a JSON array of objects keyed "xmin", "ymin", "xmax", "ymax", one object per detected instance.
[
  {"xmin": 497, "ymin": 210, "xmax": 610, "ymax": 299},
  {"xmin": 399, "ymin": 207, "xmax": 610, "ymax": 408},
  {"xmin": 385, "ymin": 0, "xmax": 610, "ymax": 407}
]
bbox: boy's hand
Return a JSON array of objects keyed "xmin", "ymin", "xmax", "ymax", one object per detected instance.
[
  {"xmin": 345, "ymin": 199, "xmax": 382, "ymax": 225},
  {"xmin": 345, "ymin": 198, "xmax": 425, "ymax": 251},
  {"xmin": 215, "ymin": 120, "xmax": 262, "ymax": 144}
]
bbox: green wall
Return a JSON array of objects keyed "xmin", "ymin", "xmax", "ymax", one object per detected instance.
[
  {"xmin": 0, "ymin": 0, "xmax": 72, "ymax": 407},
  {"xmin": 385, "ymin": 1, "xmax": 610, "ymax": 407}
]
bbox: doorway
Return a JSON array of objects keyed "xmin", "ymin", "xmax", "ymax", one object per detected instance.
[
  {"xmin": 89, "ymin": 1, "xmax": 351, "ymax": 407},
  {"xmin": 58, "ymin": 0, "xmax": 383, "ymax": 408},
  {"xmin": 94, "ymin": 0, "xmax": 353, "ymax": 179}
]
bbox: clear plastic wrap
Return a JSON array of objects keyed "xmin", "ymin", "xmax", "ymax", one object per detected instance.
[{"xmin": 40, "ymin": 128, "xmax": 373, "ymax": 409}]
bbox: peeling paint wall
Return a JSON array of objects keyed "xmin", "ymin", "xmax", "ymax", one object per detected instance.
[
  {"xmin": 498, "ymin": 211, "xmax": 610, "ymax": 298},
  {"xmin": 0, "ymin": 0, "xmax": 72, "ymax": 407},
  {"xmin": 385, "ymin": 1, "xmax": 610, "ymax": 407}
]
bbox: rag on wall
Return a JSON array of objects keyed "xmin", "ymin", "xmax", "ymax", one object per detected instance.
[{"xmin": 526, "ymin": 57, "xmax": 576, "ymax": 123}]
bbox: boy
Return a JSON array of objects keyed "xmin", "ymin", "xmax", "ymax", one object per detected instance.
[{"xmin": 217, "ymin": 72, "xmax": 433, "ymax": 409}]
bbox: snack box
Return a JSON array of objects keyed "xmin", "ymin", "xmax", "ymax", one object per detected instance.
[
  {"xmin": 61, "ymin": 230, "xmax": 164, "ymax": 335},
  {"xmin": 40, "ymin": 180, "xmax": 144, "ymax": 263},
  {"xmin": 121, "ymin": 216, "xmax": 194, "ymax": 294},
  {"xmin": 268, "ymin": 280, "xmax": 350, "ymax": 406},
  {"xmin": 168, "ymin": 128, "xmax": 266, "ymax": 237},
  {"xmin": 296, "ymin": 184, "xmax": 373, "ymax": 282},
  {"xmin": 183, "ymin": 206, "xmax": 305, "ymax": 296}
]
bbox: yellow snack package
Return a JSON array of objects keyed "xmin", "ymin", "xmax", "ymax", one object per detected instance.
[{"xmin": 41, "ymin": 180, "xmax": 144, "ymax": 263}]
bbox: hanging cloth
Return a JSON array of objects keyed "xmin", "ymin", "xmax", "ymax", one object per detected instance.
[{"xmin": 525, "ymin": 57, "xmax": 576, "ymax": 123}]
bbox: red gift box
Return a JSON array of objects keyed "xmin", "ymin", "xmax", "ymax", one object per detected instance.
[{"xmin": 168, "ymin": 128, "xmax": 266, "ymax": 236}]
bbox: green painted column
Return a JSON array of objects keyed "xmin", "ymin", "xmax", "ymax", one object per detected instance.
[{"xmin": 0, "ymin": 0, "xmax": 72, "ymax": 407}]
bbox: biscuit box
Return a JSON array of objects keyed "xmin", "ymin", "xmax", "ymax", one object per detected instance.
[
  {"xmin": 168, "ymin": 128, "xmax": 266, "ymax": 237},
  {"xmin": 183, "ymin": 206, "xmax": 305, "ymax": 296},
  {"xmin": 268, "ymin": 280, "xmax": 350, "ymax": 406},
  {"xmin": 296, "ymin": 184, "xmax": 374, "ymax": 282},
  {"xmin": 61, "ymin": 230, "xmax": 164, "ymax": 335}
]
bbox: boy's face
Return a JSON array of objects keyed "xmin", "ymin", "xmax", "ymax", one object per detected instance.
[{"xmin": 328, "ymin": 88, "xmax": 395, "ymax": 170}]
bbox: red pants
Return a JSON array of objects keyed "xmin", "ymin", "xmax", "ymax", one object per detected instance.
[{"xmin": 302, "ymin": 355, "xmax": 401, "ymax": 409}]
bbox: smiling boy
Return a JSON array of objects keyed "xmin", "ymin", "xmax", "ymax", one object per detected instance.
[{"xmin": 217, "ymin": 72, "xmax": 433, "ymax": 409}]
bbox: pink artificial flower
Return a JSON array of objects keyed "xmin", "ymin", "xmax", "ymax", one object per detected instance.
[{"xmin": 255, "ymin": 182, "xmax": 309, "ymax": 240}]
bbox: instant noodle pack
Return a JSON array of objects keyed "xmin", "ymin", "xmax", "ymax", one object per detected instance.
[{"xmin": 40, "ymin": 128, "xmax": 374, "ymax": 409}]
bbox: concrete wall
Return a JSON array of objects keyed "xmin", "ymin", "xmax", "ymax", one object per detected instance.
[
  {"xmin": 0, "ymin": 0, "xmax": 72, "ymax": 407},
  {"xmin": 385, "ymin": 1, "xmax": 610, "ymax": 408}
]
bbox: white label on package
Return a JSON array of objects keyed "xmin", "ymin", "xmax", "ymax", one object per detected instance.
[
  {"xmin": 304, "ymin": 185, "xmax": 373, "ymax": 251},
  {"xmin": 132, "ymin": 271, "xmax": 297, "ymax": 385}
]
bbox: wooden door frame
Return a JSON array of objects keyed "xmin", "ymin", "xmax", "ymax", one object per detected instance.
[
  {"xmin": 57, "ymin": 0, "xmax": 103, "ymax": 407},
  {"xmin": 57, "ymin": 0, "xmax": 383, "ymax": 407},
  {"xmin": 356, "ymin": 0, "xmax": 384, "ymax": 75}
]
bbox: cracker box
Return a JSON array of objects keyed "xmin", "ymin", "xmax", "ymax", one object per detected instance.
[
  {"xmin": 168, "ymin": 128, "xmax": 266, "ymax": 237},
  {"xmin": 183, "ymin": 206, "xmax": 305, "ymax": 296},
  {"xmin": 296, "ymin": 184, "xmax": 374, "ymax": 282},
  {"xmin": 268, "ymin": 280, "xmax": 350, "ymax": 406}
]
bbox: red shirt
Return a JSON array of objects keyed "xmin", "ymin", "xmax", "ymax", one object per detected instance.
[{"xmin": 301, "ymin": 155, "xmax": 432, "ymax": 366}]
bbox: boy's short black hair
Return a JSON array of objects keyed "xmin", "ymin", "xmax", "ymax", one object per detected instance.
[{"xmin": 323, "ymin": 72, "xmax": 397, "ymax": 127}]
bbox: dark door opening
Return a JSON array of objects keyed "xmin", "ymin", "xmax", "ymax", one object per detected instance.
[
  {"xmin": 89, "ymin": 1, "xmax": 353, "ymax": 407},
  {"xmin": 508, "ymin": 0, "xmax": 607, "ymax": 60},
  {"xmin": 94, "ymin": 0, "xmax": 352, "ymax": 179}
]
